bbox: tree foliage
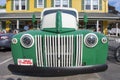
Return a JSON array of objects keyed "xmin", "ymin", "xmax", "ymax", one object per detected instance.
[{"xmin": 0, "ymin": 4, "xmax": 6, "ymax": 9}]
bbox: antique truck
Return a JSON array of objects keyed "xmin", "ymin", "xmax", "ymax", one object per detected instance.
[{"xmin": 8, "ymin": 8, "xmax": 108, "ymax": 76}]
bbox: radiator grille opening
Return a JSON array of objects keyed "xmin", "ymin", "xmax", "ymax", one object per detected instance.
[{"xmin": 35, "ymin": 34, "xmax": 83, "ymax": 67}]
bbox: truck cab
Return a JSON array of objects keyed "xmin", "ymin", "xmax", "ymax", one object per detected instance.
[
  {"xmin": 41, "ymin": 8, "xmax": 78, "ymax": 31},
  {"xmin": 8, "ymin": 8, "xmax": 108, "ymax": 76}
]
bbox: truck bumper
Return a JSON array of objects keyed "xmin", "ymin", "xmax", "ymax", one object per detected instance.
[{"xmin": 8, "ymin": 64, "xmax": 108, "ymax": 76}]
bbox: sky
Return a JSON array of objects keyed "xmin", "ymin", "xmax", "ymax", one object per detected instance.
[
  {"xmin": 0, "ymin": 0, "xmax": 6, "ymax": 6},
  {"xmin": 0, "ymin": 0, "xmax": 120, "ymax": 12},
  {"xmin": 109, "ymin": 0, "xmax": 120, "ymax": 12}
]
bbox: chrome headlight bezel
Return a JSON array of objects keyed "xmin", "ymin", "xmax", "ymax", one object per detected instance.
[
  {"xmin": 20, "ymin": 34, "xmax": 34, "ymax": 48},
  {"xmin": 84, "ymin": 33, "xmax": 98, "ymax": 48}
]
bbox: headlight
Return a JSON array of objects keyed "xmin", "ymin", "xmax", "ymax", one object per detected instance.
[
  {"xmin": 12, "ymin": 38, "xmax": 18, "ymax": 44},
  {"xmin": 20, "ymin": 34, "xmax": 34, "ymax": 48},
  {"xmin": 84, "ymin": 33, "xmax": 98, "ymax": 48},
  {"xmin": 101, "ymin": 37, "xmax": 107, "ymax": 44}
]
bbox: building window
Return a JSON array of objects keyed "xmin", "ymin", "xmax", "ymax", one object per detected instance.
[
  {"xmin": 54, "ymin": 0, "xmax": 69, "ymax": 7},
  {"xmin": 93, "ymin": 0, "xmax": 99, "ymax": 10},
  {"xmin": 85, "ymin": 0, "xmax": 91, "ymax": 10},
  {"xmin": 84, "ymin": 0, "xmax": 99, "ymax": 10},
  {"xmin": 14, "ymin": 0, "xmax": 19, "ymax": 10},
  {"xmin": 37, "ymin": 0, "xmax": 44, "ymax": 8},
  {"xmin": 21, "ymin": 0, "xmax": 26, "ymax": 10},
  {"xmin": 14, "ymin": 0, "xmax": 27, "ymax": 10}
]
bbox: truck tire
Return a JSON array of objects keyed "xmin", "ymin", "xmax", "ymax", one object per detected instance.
[{"xmin": 114, "ymin": 46, "xmax": 120, "ymax": 62}]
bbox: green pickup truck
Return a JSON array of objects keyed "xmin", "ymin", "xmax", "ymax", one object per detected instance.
[{"xmin": 8, "ymin": 8, "xmax": 108, "ymax": 76}]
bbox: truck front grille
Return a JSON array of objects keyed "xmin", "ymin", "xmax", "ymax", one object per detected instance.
[{"xmin": 35, "ymin": 34, "xmax": 83, "ymax": 67}]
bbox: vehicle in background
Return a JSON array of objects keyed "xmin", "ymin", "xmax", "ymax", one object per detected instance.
[
  {"xmin": 0, "ymin": 29, "xmax": 18, "ymax": 49},
  {"xmin": 108, "ymin": 28, "xmax": 120, "ymax": 36},
  {"xmin": 115, "ymin": 45, "xmax": 120, "ymax": 62},
  {"xmin": 107, "ymin": 36, "xmax": 120, "ymax": 62},
  {"xmin": 0, "ymin": 32, "xmax": 14, "ymax": 49}
]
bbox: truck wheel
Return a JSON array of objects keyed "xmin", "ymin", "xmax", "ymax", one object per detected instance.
[{"xmin": 114, "ymin": 46, "xmax": 120, "ymax": 62}]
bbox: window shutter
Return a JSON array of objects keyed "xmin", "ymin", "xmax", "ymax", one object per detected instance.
[
  {"xmin": 34, "ymin": 0, "xmax": 37, "ymax": 8},
  {"xmin": 51, "ymin": 0, "xmax": 54, "ymax": 7},
  {"xmin": 27, "ymin": 0, "xmax": 29, "ymax": 10},
  {"xmin": 69, "ymin": 0, "xmax": 72, "ymax": 7},
  {"xmin": 82, "ymin": 0, "xmax": 84, "ymax": 10},
  {"xmin": 99, "ymin": 0, "xmax": 102, "ymax": 10},
  {"xmin": 11, "ymin": 0, "xmax": 13, "ymax": 10},
  {"xmin": 44, "ymin": 0, "xmax": 46, "ymax": 8}
]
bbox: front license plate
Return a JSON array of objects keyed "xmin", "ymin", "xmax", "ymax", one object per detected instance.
[{"xmin": 18, "ymin": 59, "xmax": 33, "ymax": 66}]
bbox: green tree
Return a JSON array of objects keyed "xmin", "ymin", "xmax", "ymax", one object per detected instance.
[
  {"xmin": 0, "ymin": 4, "xmax": 6, "ymax": 9},
  {"xmin": 2, "ymin": 4, "xmax": 6, "ymax": 8}
]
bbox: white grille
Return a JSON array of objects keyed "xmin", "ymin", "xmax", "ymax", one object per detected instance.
[
  {"xmin": 76, "ymin": 35, "xmax": 83, "ymax": 66},
  {"xmin": 35, "ymin": 34, "xmax": 83, "ymax": 67},
  {"xmin": 35, "ymin": 35, "xmax": 44, "ymax": 67}
]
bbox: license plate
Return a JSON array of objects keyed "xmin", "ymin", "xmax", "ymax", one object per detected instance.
[{"xmin": 18, "ymin": 59, "xmax": 33, "ymax": 66}]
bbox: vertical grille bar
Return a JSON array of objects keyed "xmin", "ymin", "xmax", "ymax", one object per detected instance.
[
  {"xmin": 61, "ymin": 36, "xmax": 64, "ymax": 67},
  {"xmin": 49, "ymin": 35, "xmax": 52, "ymax": 67},
  {"xmin": 71, "ymin": 35, "xmax": 74, "ymax": 66},
  {"xmin": 35, "ymin": 35, "xmax": 38, "ymax": 66},
  {"xmin": 76, "ymin": 35, "xmax": 78, "ymax": 66},
  {"xmin": 46, "ymin": 35, "xmax": 50, "ymax": 66},
  {"xmin": 76, "ymin": 35, "xmax": 83, "ymax": 66},
  {"xmin": 66, "ymin": 35, "xmax": 68, "ymax": 67},
  {"xmin": 69, "ymin": 35, "xmax": 72, "ymax": 66},
  {"xmin": 52, "ymin": 36, "xmax": 55, "ymax": 67},
  {"xmin": 63, "ymin": 35, "xmax": 66, "ymax": 67},
  {"xmin": 40, "ymin": 35, "xmax": 43, "ymax": 66},
  {"xmin": 45, "ymin": 35, "xmax": 48, "ymax": 66},
  {"xmin": 58, "ymin": 34, "xmax": 60, "ymax": 67},
  {"xmin": 35, "ymin": 35, "xmax": 43, "ymax": 67},
  {"xmin": 55, "ymin": 35, "xmax": 57, "ymax": 67}
]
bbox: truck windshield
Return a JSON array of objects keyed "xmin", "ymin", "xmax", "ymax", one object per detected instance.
[
  {"xmin": 41, "ymin": 9, "xmax": 78, "ymax": 29},
  {"xmin": 43, "ymin": 9, "xmax": 77, "ymax": 18}
]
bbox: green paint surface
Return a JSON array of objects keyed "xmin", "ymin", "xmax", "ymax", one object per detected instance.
[{"xmin": 11, "ymin": 29, "xmax": 108, "ymax": 66}]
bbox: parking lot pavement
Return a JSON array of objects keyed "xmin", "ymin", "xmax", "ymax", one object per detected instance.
[
  {"xmin": 98, "ymin": 61, "xmax": 120, "ymax": 80},
  {"xmin": 0, "ymin": 73, "xmax": 102, "ymax": 80}
]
